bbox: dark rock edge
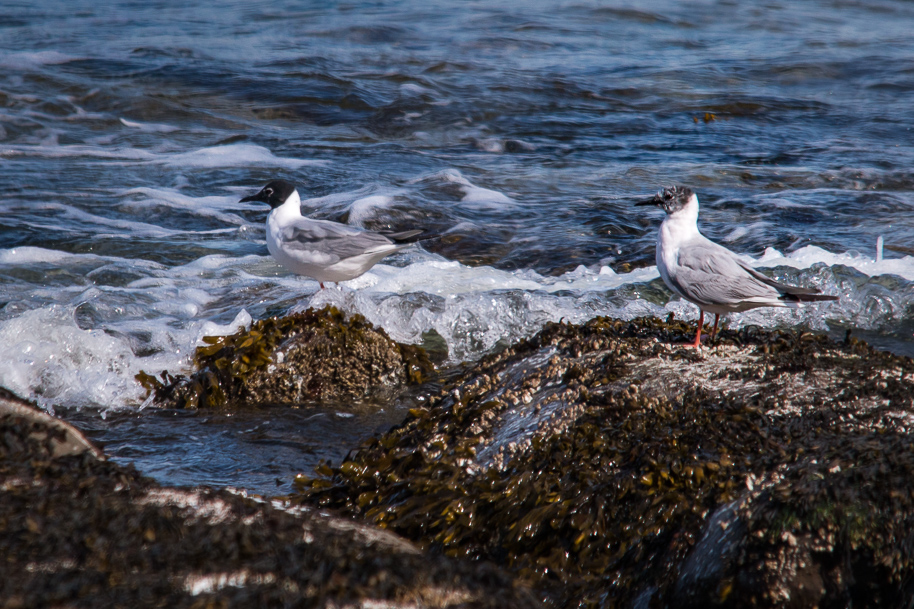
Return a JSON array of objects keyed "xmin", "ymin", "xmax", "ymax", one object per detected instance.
[{"xmin": 0, "ymin": 387, "xmax": 539, "ymax": 609}]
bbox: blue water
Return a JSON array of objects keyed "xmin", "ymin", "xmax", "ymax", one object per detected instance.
[{"xmin": 2, "ymin": 0, "xmax": 914, "ymax": 494}]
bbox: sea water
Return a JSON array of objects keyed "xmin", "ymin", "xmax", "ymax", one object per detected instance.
[{"xmin": 2, "ymin": 0, "xmax": 914, "ymax": 494}]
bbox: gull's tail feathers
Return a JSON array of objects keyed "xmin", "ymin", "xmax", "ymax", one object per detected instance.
[{"xmin": 738, "ymin": 260, "xmax": 839, "ymax": 303}]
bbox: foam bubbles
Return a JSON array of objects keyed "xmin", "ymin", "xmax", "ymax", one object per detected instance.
[
  {"xmin": 347, "ymin": 194, "xmax": 397, "ymax": 227},
  {"xmin": 162, "ymin": 144, "xmax": 327, "ymax": 169},
  {"xmin": 0, "ymin": 305, "xmax": 149, "ymax": 409},
  {"xmin": 296, "ymin": 243, "xmax": 914, "ymax": 364},
  {"xmin": 119, "ymin": 118, "xmax": 180, "ymax": 133},
  {"xmin": 299, "ymin": 252, "xmax": 662, "ymax": 361},
  {"xmin": 0, "ymin": 143, "xmax": 324, "ymax": 170},
  {"xmin": 0, "ymin": 51, "xmax": 79, "ymax": 70},
  {"xmin": 342, "ymin": 257, "xmax": 658, "ymax": 295},
  {"xmin": 756, "ymin": 245, "xmax": 914, "ymax": 282},
  {"xmin": 413, "ymin": 169, "xmax": 515, "ymax": 208},
  {"xmin": 0, "ymin": 303, "xmax": 252, "ymax": 411},
  {"xmin": 0, "ymin": 246, "xmax": 82, "ymax": 265}
]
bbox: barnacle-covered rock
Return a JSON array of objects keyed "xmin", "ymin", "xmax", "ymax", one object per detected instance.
[
  {"xmin": 138, "ymin": 306, "xmax": 434, "ymax": 408},
  {"xmin": 0, "ymin": 390, "xmax": 539, "ymax": 608},
  {"xmin": 297, "ymin": 316, "xmax": 914, "ymax": 608},
  {"xmin": 673, "ymin": 425, "xmax": 914, "ymax": 608}
]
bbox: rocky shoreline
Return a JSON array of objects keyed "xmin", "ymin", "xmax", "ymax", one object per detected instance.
[
  {"xmin": 0, "ymin": 389, "xmax": 537, "ymax": 608},
  {"xmin": 5, "ymin": 309, "xmax": 914, "ymax": 607}
]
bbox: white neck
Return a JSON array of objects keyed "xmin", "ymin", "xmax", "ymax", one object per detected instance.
[
  {"xmin": 659, "ymin": 193, "xmax": 701, "ymax": 245},
  {"xmin": 271, "ymin": 189, "xmax": 302, "ymax": 223}
]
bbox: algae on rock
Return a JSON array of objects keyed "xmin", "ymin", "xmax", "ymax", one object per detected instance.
[
  {"xmin": 137, "ymin": 306, "xmax": 434, "ymax": 409},
  {"xmin": 0, "ymin": 390, "xmax": 540, "ymax": 609},
  {"xmin": 297, "ymin": 316, "xmax": 914, "ymax": 608}
]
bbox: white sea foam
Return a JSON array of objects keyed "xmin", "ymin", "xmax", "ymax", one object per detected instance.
[
  {"xmin": 2, "ymin": 240, "xmax": 913, "ymax": 411},
  {"xmin": 0, "ymin": 142, "xmax": 323, "ymax": 170},
  {"xmin": 414, "ymin": 169, "xmax": 515, "ymax": 208},
  {"xmin": 0, "ymin": 305, "xmax": 157, "ymax": 409},
  {"xmin": 299, "ymin": 243, "xmax": 914, "ymax": 361},
  {"xmin": 347, "ymin": 194, "xmax": 397, "ymax": 226},
  {"xmin": 756, "ymin": 245, "xmax": 914, "ymax": 281},
  {"xmin": 0, "ymin": 302, "xmax": 251, "ymax": 411},
  {"xmin": 0, "ymin": 144, "xmax": 158, "ymax": 161},
  {"xmin": 119, "ymin": 187, "xmax": 252, "ymax": 226},
  {"xmin": 0, "ymin": 246, "xmax": 89, "ymax": 265},
  {"xmin": 0, "ymin": 247, "xmax": 261, "ymax": 409},
  {"xmin": 162, "ymin": 144, "xmax": 327, "ymax": 169},
  {"xmin": 119, "ymin": 118, "xmax": 180, "ymax": 133},
  {"xmin": 0, "ymin": 51, "xmax": 79, "ymax": 70},
  {"xmin": 342, "ymin": 257, "xmax": 659, "ymax": 296}
]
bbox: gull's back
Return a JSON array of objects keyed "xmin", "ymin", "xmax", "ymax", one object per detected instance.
[
  {"xmin": 267, "ymin": 213, "xmax": 404, "ymax": 283},
  {"xmin": 664, "ymin": 232, "xmax": 786, "ymax": 314}
]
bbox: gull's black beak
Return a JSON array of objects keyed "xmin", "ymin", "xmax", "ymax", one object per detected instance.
[
  {"xmin": 239, "ymin": 192, "xmax": 262, "ymax": 203},
  {"xmin": 635, "ymin": 197, "xmax": 659, "ymax": 207}
]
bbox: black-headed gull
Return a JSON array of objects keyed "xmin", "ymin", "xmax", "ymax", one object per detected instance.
[{"xmin": 241, "ymin": 180, "xmax": 421, "ymax": 289}]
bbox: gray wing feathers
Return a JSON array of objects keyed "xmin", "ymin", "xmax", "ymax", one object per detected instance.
[
  {"xmin": 673, "ymin": 240, "xmax": 833, "ymax": 306},
  {"xmin": 734, "ymin": 259, "xmax": 821, "ymax": 296},
  {"xmin": 281, "ymin": 220, "xmax": 399, "ymax": 263},
  {"xmin": 673, "ymin": 243, "xmax": 780, "ymax": 306}
]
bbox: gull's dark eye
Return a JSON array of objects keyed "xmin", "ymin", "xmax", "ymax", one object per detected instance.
[{"xmin": 264, "ymin": 188, "xmax": 273, "ymax": 196}]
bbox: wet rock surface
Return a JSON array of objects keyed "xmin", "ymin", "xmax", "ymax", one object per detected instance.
[
  {"xmin": 0, "ymin": 390, "xmax": 539, "ymax": 609},
  {"xmin": 139, "ymin": 306, "xmax": 434, "ymax": 409},
  {"xmin": 297, "ymin": 316, "xmax": 914, "ymax": 608}
]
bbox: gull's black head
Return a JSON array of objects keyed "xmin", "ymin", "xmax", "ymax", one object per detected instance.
[
  {"xmin": 635, "ymin": 185, "xmax": 695, "ymax": 214},
  {"xmin": 240, "ymin": 180, "xmax": 297, "ymax": 209}
]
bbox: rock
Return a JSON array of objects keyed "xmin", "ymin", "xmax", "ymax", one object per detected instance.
[
  {"xmin": 138, "ymin": 306, "xmax": 434, "ymax": 408},
  {"xmin": 0, "ymin": 391, "xmax": 540, "ymax": 608},
  {"xmin": 0, "ymin": 387, "xmax": 103, "ymax": 460},
  {"xmin": 297, "ymin": 316, "xmax": 914, "ymax": 607}
]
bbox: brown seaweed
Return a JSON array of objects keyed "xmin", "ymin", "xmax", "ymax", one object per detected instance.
[{"xmin": 296, "ymin": 316, "xmax": 914, "ymax": 607}]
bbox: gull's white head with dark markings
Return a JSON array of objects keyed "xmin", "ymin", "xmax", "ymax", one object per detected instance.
[
  {"xmin": 636, "ymin": 185, "xmax": 697, "ymax": 216},
  {"xmin": 239, "ymin": 180, "xmax": 297, "ymax": 209}
]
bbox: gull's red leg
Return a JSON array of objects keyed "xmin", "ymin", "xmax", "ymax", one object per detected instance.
[
  {"xmin": 689, "ymin": 310, "xmax": 704, "ymax": 348},
  {"xmin": 710, "ymin": 314, "xmax": 721, "ymax": 341}
]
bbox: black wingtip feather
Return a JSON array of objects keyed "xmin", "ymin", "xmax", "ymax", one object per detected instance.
[
  {"xmin": 779, "ymin": 292, "xmax": 840, "ymax": 303},
  {"xmin": 382, "ymin": 229, "xmax": 424, "ymax": 243}
]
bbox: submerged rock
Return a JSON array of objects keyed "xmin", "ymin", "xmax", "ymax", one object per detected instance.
[
  {"xmin": 297, "ymin": 316, "xmax": 914, "ymax": 608},
  {"xmin": 138, "ymin": 306, "xmax": 434, "ymax": 409},
  {"xmin": 0, "ymin": 390, "xmax": 539, "ymax": 608}
]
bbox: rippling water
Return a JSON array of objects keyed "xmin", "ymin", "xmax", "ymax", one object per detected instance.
[{"xmin": 3, "ymin": 0, "xmax": 914, "ymax": 494}]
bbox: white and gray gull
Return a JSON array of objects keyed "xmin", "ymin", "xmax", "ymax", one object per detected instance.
[
  {"xmin": 637, "ymin": 186, "xmax": 838, "ymax": 348},
  {"xmin": 241, "ymin": 180, "xmax": 422, "ymax": 289}
]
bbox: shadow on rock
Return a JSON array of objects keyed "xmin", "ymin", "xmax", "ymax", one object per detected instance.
[{"xmin": 0, "ymin": 390, "xmax": 540, "ymax": 608}]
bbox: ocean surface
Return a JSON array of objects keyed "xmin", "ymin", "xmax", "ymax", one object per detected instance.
[{"xmin": 2, "ymin": 0, "xmax": 914, "ymax": 495}]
